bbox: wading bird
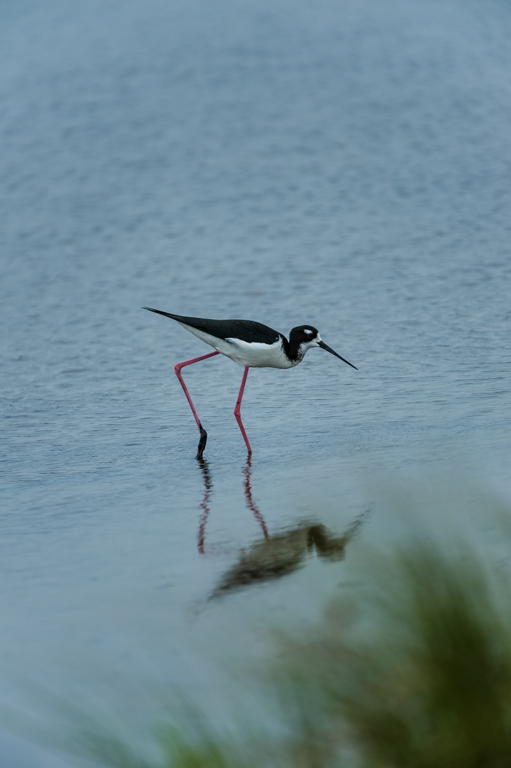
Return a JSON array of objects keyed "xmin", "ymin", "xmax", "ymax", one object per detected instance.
[{"xmin": 143, "ymin": 308, "xmax": 357, "ymax": 458}]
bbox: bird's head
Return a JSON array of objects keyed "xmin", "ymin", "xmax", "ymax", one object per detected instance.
[{"xmin": 289, "ymin": 325, "xmax": 358, "ymax": 369}]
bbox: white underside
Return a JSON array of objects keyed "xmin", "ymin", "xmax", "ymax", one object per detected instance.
[{"xmin": 178, "ymin": 322, "xmax": 299, "ymax": 368}]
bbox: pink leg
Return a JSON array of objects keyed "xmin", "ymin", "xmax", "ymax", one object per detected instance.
[
  {"xmin": 234, "ymin": 366, "xmax": 252, "ymax": 453},
  {"xmin": 174, "ymin": 351, "xmax": 220, "ymax": 458}
]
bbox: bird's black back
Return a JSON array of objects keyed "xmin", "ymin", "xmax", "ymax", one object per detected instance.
[{"xmin": 143, "ymin": 309, "xmax": 281, "ymax": 344}]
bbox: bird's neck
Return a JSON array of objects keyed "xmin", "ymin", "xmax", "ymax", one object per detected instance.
[{"xmin": 282, "ymin": 335, "xmax": 305, "ymax": 364}]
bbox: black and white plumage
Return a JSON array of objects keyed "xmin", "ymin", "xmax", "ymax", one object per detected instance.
[
  {"xmin": 142, "ymin": 309, "xmax": 357, "ymax": 370},
  {"xmin": 143, "ymin": 307, "xmax": 357, "ymax": 458}
]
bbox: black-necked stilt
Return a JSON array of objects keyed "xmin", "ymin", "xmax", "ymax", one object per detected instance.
[{"xmin": 143, "ymin": 308, "xmax": 357, "ymax": 458}]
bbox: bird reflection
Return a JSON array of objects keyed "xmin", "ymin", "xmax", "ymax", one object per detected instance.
[
  {"xmin": 243, "ymin": 455, "xmax": 269, "ymax": 541},
  {"xmin": 197, "ymin": 455, "xmax": 269, "ymax": 554},
  {"xmin": 208, "ymin": 513, "xmax": 366, "ymax": 601},
  {"xmin": 196, "ymin": 455, "xmax": 368, "ymax": 600},
  {"xmin": 197, "ymin": 458, "xmax": 214, "ymax": 555}
]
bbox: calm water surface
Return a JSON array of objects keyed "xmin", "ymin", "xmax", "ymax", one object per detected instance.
[{"xmin": 1, "ymin": 0, "xmax": 511, "ymax": 763}]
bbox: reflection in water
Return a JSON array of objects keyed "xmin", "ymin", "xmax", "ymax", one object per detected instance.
[
  {"xmin": 243, "ymin": 456, "xmax": 269, "ymax": 541},
  {"xmin": 197, "ymin": 458, "xmax": 213, "ymax": 555},
  {"xmin": 208, "ymin": 514, "xmax": 367, "ymax": 601},
  {"xmin": 197, "ymin": 455, "xmax": 269, "ymax": 554},
  {"xmin": 197, "ymin": 456, "xmax": 367, "ymax": 599},
  {"xmin": 196, "ymin": 457, "xmax": 368, "ymax": 599}
]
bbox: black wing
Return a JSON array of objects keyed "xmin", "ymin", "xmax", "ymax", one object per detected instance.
[{"xmin": 142, "ymin": 308, "xmax": 281, "ymax": 344}]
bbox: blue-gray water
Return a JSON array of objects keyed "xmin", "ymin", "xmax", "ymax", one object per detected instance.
[{"xmin": 1, "ymin": 0, "xmax": 511, "ymax": 763}]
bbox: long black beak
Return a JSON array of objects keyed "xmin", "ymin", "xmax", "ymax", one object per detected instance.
[
  {"xmin": 142, "ymin": 306, "xmax": 173, "ymax": 319},
  {"xmin": 318, "ymin": 340, "xmax": 358, "ymax": 370}
]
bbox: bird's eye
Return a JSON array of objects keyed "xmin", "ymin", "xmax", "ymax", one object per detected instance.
[{"xmin": 304, "ymin": 329, "xmax": 313, "ymax": 336}]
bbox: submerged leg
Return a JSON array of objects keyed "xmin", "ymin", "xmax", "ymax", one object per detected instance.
[
  {"xmin": 234, "ymin": 366, "xmax": 252, "ymax": 453},
  {"xmin": 174, "ymin": 351, "xmax": 220, "ymax": 458}
]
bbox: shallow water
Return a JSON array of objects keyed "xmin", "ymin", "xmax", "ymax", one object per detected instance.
[{"xmin": 1, "ymin": 0, "xmax": 511, "ymax": 762}]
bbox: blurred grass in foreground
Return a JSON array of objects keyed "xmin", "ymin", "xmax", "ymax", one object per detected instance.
[
  {"xmin": 30, "ymin": 498, "xmax": 511, "ymax": 767},
  {"xmin": 276, "ymin": 537, "xmax": 511, "ymax": 768}
]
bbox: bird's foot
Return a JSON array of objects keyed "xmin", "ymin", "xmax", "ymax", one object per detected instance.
[{"xmin": 196, "ymin": 423, "xmax": 208, "ymax": 459}]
